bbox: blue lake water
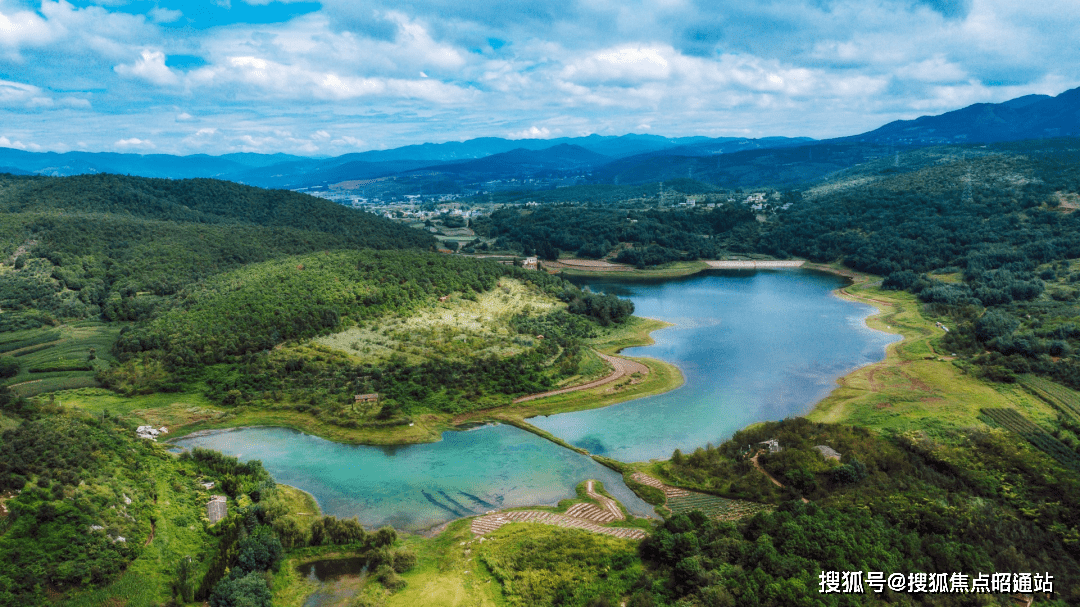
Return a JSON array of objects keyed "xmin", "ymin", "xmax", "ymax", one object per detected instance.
[
  {"xmin": 531, "ymin": 269, "xmax": 900, "ymax": 461},
  {"xmin": 172, "ymin": 424, "xmax": 654, "ymax": 531},
  {"xmin": 172, "ymin": 269, "xmax": 898, "ymax": 531}
]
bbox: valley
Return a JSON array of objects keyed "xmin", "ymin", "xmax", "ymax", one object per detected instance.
[{"xmin": 2, "ymin": 93, "xmax": 1080, "ymax": 607}]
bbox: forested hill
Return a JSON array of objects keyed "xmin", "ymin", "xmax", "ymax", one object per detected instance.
[
  {"xmin": 0, "ymin": 173, "xmax": 435, "ymax": 327},
  {"xmin": 0, "ymin": 173, "xmax": 433, "ymax": 249}
]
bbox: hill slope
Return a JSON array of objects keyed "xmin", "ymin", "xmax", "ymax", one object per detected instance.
[{"xmin": 848, "ymin": 86, "xmax": 1080, "ymax": 144}]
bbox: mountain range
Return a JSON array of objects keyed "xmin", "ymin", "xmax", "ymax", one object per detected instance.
[{"xmin": 2, "ymin": 86, "xmax": 1079, "ymax": 193}]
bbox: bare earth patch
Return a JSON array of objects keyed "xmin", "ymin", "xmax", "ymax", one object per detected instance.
[{"xmin": 512, "ymin": 352, "xmax": 648, "ymax": 404}]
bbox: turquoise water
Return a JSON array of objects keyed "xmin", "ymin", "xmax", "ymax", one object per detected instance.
[
  {"xmin": 172, "ymin": 269, "xmax": 898, "ymax": 530},
  {"xmin": 531, "ymin": 269, "xmax": 900, "ymax": 461},
  {"xmin": 172, "ymin": 424, "xmax": 653, "ymax": 531}
]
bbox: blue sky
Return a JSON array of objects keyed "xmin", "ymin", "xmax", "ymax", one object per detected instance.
[{"xmin": 2, "ymin": 0, "xmax": 1079, "ymax": 155}]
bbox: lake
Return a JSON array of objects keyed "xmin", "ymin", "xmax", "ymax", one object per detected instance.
[
  {"xmin": 173, "ymin": 268, "xmax": 898, "ymax": 530},
  {"xmin": 531, "ymin": 269, "xmax": 901, "ymax": 461}
]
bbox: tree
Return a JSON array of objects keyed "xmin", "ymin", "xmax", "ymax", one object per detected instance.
[
  {"xmin": 209, "ymin": 571, "xmax": 272, "ymax": 607},
  {"xmin": 174, "ymin": 555, "xmax": 195, "ymax": 603}
]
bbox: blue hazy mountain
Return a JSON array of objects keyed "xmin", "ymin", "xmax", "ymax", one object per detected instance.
[{"xmin": 843, "ymin": 86, "xmax": 1080, "ymax": 144}]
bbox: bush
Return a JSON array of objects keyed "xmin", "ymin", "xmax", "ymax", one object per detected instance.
[
  {"xmin": 0, "ymin": 357, "xmax": 18, "ymax": 379},
  {"xmin": 975, "ymin": 310, "xmax": 1020, "ymax": 343}
]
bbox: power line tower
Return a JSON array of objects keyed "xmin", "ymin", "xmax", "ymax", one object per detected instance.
[{"xmin": 961, "ymin": 154, "xmax": 973, "ymax": 204}]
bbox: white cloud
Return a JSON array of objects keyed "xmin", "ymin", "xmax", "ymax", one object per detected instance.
[
  {"xmin": 115, "ymin": 137, "xmax": 155, "ymax": 149},
  {"xmin": 0, "ymin": 135, "xmax": 42, "ymax": 151},
  {"xmin": 895, "ymin": 55, "xmax": 968, "ymax": 83},
  {"xmin": 4, "ymin": 0, "xmax": 1080, "ymax": 153},
  {"xmin": 507, "ymin": 126, "xmax": 554, "ymax": 139},
  {"xmin": 0, "ymin": 4, "xmax": 57, "ymax": 56},
  {"xmin": 115, "ymin": 50, "xmax": 180, "ymax": 86},
  {"xmin": 149, "ymin": 7, "xmax": 182, "ymax": 24},
  {"xmin": 330, "ymin": 135, "xmax": 364, "ymax": 147}
]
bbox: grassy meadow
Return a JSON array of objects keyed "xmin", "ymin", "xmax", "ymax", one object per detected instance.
[{"xmin": 808, "ymin": 270, "xmax": 1065, "ymax": 438}]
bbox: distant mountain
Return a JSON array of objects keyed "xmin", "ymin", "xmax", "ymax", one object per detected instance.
[
  {"xmin": 3, "ymin": 86, "xmax": 1078, "ymax": 193},
  {"xmin": 0, "ymin": 134, "xmax": 805, "ymax": 189},
  {"xmin": 847, "ymin": 86, "xmax": 1080, "ymax": 144},
  {"xmin": 0, "ymin": 148, "xmax": 261, "ymax": 179},
  {"xmin": 419, "ymin": 144, "xmax": 610, "ymax": 178}
]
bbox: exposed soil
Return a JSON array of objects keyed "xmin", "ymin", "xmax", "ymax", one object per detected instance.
[{"xmin": 512, "ymin": 352, "xmax": 649, "ymax": 404}]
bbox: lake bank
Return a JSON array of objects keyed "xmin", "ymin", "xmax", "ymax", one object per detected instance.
[{"xmin": 804, "ymin": 268, "xmax": 1057, "ymax": 434}]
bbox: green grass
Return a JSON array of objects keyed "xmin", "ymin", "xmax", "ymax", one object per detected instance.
[
  {"xmin": 60, "ymin": 572, "xmax": 161, "ymax": 607},
  {"xmin": 589, "ymin": 316, "xmax": 671, "ymax": 355},
  {"xmin": 384, "ymin": 519, "xmax": 503, "ymax": 607},
  {"xmin": 60, "ymin": 441, "xmax": 219, "ymax": 606},
  {"xmin": 271, "ymin": 484, "xmax": 322, "ymax": 533},
  {"xmin": 805, "ymin": 273, "xmax": 1063, "ymax": 439}
]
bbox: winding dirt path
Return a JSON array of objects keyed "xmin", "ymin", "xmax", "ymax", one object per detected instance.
[
  {"xmin": 512, "ymin": 352, "xmax": 649, "ymax": 404},
  {"xmin": 751, "ymin": 454, "xmax": 809, "ymax": 504}
]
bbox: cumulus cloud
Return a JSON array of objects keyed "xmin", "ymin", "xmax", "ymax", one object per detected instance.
[
  {"xmin": 115, "ymin": 137, "xmax": 155, "ymax": 149},
  {"xmin": 115, "ymin": 50, "xmax": 180, "ymax": 86},
  {"xmin": 0, "ymin": 135, "xmax": 43, "ymax": 151},
  {"xmin": 507, "ymin": 126, "xmax": 554, "ymax": 139}
]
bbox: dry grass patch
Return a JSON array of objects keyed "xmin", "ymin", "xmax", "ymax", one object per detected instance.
[{"xmin": 314, "ymin": 278, "xmax": 560, "ymax": 364}]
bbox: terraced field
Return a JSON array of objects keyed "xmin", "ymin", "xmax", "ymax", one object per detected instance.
[
  {"xmin": 980, "ymin": 408, "xmax": 1080, "ymax": 473},
  {"xmin": 665, "ymin": 493, "xmax": 772, "ymax": 521},
  {"xmin": 2, "ymin": 322, "xmax": 119, "ymax": 397},
  {"xmin": 630, "ymin": 473, "xmax": 769, "ymax": 521}
]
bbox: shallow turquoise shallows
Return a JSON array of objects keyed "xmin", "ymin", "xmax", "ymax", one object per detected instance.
[
  {"xmin": 172, "ymin": 268, "xmax": 898, "ymax": 530},
  {"xmin": 530, "ymin": 269, "xmax": 901, "ymax": 462},
  {"xmin": 172, "ymin": 424, "xmax": 654, "ymax": 531}
]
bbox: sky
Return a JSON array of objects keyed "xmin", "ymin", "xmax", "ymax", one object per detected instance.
[{"xmin": 1, "ymin": 0, "xmax": 1079, "ymax": 156}]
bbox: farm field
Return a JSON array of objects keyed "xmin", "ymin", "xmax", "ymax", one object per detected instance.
[
  {"xmin": 1019, "ymin": 374, "xmax": 1080, "ymax": 420},
  {"xmin": 1, "ymin": 322, "xmax": 120, "ymax": 398},
  {"xmin": 665, "ymin": 492, "xmax": 771, "ymax": 521},
  {"xmin": 980, "ymin": 407, "xmax": 1080, "ymax": 473}
]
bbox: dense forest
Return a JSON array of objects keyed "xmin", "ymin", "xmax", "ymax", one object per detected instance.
[
  {"xmin": 473, "ymin": 203, "xmax": 759, "ymax": 265},
  {"xmin": 633, "ymin": 418, "xmax": 1080, "ymax": 606},
  {"xmin": 0, "ymin": 174, "xmax": 433, "ymax": 328}
]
